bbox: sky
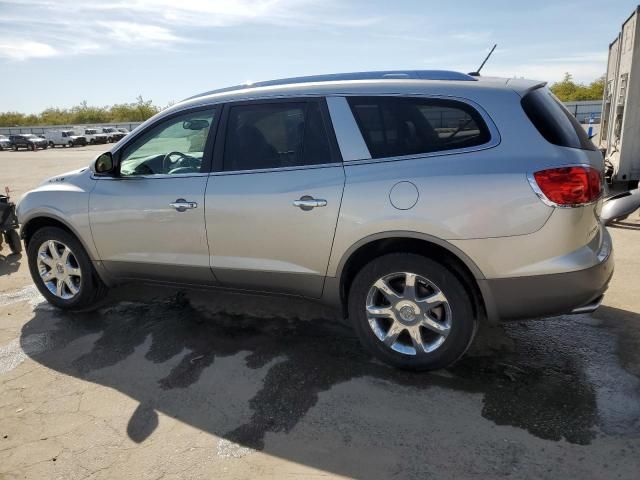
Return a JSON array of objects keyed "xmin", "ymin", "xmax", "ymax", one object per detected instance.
[{"xmin": 0, "ymin": 0, "xmax": 638, "ymax": 113}]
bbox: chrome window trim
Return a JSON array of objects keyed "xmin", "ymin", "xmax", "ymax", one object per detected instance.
[
  {"xmin": 91, "ymin": 172, "xmax": 209, "ymax": 181},
  {"xmin": 209, "ymin": 162, "xmax": 343, "ymax": 177},
  {"xmin": 334, "ymin": 93, "xmax": 501, "ymax": 165},
  {"xmin": 526, "ymin": 163, "xmax": 604, "ymax": 208},
  {"xmin": 114, "ymin": 92, "xmax": 500, "ymax": 168}
]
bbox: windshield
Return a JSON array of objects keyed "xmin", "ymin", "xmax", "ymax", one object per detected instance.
[
  {"xmin": 104, "ymin": 128, "xmax": 116, "ymax": 132},
  {"xmin": 85, "ymin": 129, "xmax": 97, "ymax": 134},
  {"xmin": 0, "ymin": 135, "xmax": 7, "ymax": 140},
  {"xmin": 23, "ymin": 134, "xmax": 37, "ymax": 138}
]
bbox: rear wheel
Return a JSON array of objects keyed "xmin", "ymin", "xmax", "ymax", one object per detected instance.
[
  {"xmin": 348, "ymin": 253, "xmax": 477, "ymax": 370},
  {"xmin": 68, "ymin": 141, "xmax": 74, "ymax": 148},
  {"xmin": 27, "ymin": 227, "xmax": 108, "ymax": 311},
  {"xmin": 29, "ymin": 144, "xmax": 35, "ymax": 151}
]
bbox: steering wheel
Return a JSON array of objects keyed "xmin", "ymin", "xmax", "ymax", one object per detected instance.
[{"xmin": 163, "ymin": 151, "xmax": 194, "ymax": 174}]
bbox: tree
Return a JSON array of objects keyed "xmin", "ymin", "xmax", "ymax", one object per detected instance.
[
  {"xmin": 0, "ymin": 98, "xmax": 162, "ymax": 127},
  {"xmin": 550, "ymin": 73, "xmax": 605, "ymax": 102}
]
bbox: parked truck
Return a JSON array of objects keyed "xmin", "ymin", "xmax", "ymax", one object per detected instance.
[
  {"xmin": 80, "ymin": 128, "xmax": 108, "ymax": 145},
  {"xmin": 44, "ymin": 130, "xmax": 87, "ymax": 148}
]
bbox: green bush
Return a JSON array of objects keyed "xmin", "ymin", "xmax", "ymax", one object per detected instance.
[
  {"xmin": 550, "ymin": 73, "xmax": 605, "ymax": 102},
  {"xmin": 0, "ymin": 96, "xmax": 162, "ymax": 127}
]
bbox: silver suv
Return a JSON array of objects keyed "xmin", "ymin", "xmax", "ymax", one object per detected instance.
[{"xmin": 17, "ymin": 70, "xmax": 614, "ymax": 370}]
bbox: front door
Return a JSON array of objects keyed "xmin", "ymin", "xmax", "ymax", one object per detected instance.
[
  {"xmin": 89, "ymin": 107, "xmax": 218, "ymax": 284},
  {"xmin": 206, "ymin": 99, "xmax": 345, "ymax": 297}
]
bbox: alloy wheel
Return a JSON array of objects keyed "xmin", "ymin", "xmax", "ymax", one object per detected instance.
[
  {"xmin": 36, "ymin": 240, "xmax": 82, "ymax": 300},
  {"xmin": 365, "ymin": 272, "xmax": 452, "ymax": 356}
]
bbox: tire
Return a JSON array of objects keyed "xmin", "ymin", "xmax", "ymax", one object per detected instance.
[
  {"xmin": 27, "ymin": 227, "xmax": 108, "ymax": 311},
  {"xmin": 68, "ymin": 141, "xmax": 74, "ymax": 148},
  {"xmin": 49, "ymin": 141, "xmax": 55, "ymax": 148},
  {"xmin": 347, "ymin": 253, "xmax": 477, "ymax": 371},
  {"xmin": 12, "ymin": 144, "xmax": 17, "ymax": 151},
  {"xmin": 29, "ymin": 144, "xmax": 35, "ymax": 151},
  {"xmin": 89, "ymin": 139, "xmax": 95, "ymax": 145},
  {"xmin": 5, "ymin": 230, "xmax": 22, "ymax": 254}
]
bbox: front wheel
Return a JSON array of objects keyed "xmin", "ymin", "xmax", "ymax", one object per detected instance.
[
  {"xmin": 348, "ymin": 253, "xmax": 477, "ymax": 371},
  {"xmin": 27, "ymin": 227, "xmax": 108, "ymax": 311}
]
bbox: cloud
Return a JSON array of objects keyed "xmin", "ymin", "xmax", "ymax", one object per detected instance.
[
  {"xmin": 0, "ymin": 39, "xmax": 59, "ymax": 60},
  {"xmin": 0, "ymin": 0, "xmax": 380, "ymax": 60},
  {"xmin": 99, "ymin": 21, "xmax": 186, "ymax": 46}
]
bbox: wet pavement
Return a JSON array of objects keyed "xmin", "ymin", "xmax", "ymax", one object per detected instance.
[
  {"xmin": 1, "ymin": 273, "xmax": 639, "ymax": 478},
  {"xmin": 0, "ymin": 146, "xmax": 639, "ymax": 478}
]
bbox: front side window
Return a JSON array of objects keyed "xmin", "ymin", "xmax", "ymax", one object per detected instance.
[
  {"xmin": 119, "ymin": 109, "xmax": 216, "ymax": 176},
  {"xmin": 347, "ymin": 96, "xmax": 491, "ymax": 159},
  {"xmin": 223, "ymin": 101, "xmax": 332, "ymax": 171}
]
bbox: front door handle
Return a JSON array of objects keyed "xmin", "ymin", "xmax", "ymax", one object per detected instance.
[
  {"xmin": 170, "ymin": 198, "xmax": 198, "ymax": 212},
  {"xmin": 293, "ymin": 196, "xmax": 327, "ymax": 211}
]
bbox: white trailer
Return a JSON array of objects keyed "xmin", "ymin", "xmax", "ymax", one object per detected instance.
[{"xmin": 600, "ymin": 6, "xmax": 640, "ymax": 187}]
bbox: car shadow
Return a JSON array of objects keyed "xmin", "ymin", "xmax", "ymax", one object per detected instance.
[
  {"xmin": 0, "ymin": 252, "xmax": 21, "ymax": 276},
  {"xmin": 19, "ymin": 288, "xmax": 640, "ymax": 478}
]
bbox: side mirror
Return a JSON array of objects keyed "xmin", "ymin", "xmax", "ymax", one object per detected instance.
[{"xmin": 93, "ymin": 152, "xmax": 115, "ymax": 174}]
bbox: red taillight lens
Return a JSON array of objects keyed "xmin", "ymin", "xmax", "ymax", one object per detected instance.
[{"xmin": 533, "ymin": 166, "xmax": 602, "ymax": 206}]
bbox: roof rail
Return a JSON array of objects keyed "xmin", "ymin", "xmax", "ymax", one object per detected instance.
[{"xmin": 186, "ymin": 70, "xmax": 476, "ymax": 100}]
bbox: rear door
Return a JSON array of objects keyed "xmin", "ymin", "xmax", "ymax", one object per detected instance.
[{"xmin": 205, "ymin": 98, "xmax": 344, "ymax": 297}]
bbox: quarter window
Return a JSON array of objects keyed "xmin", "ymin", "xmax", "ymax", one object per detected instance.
[
  {"xmin": 223, "ymin": 102, "xmax": 332, "ymax": 171},
  {"xmin": 347, "ymin": 96, "xmax": 491, "ymax": 159},
  {"xmin": 119, "ymin": 109, "xmax": 216, "ymax": 176}
]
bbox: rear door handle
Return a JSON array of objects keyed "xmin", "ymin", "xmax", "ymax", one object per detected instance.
[
  {"xmin": 170, "ymin": 198, "xmax": 198, "ymax": 212},
  {"xmin": 293, "ymin": 196, "xmax": 327, "ymax": 210}
]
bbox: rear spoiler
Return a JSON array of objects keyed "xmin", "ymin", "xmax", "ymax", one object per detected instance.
[{"xmin": 505, "ymin": 78, "xmax": 547, "ymax": 97}]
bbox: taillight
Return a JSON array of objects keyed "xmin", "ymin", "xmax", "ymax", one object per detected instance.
[{"xmin": 531, "ymin": 166, "xmax": 602, "ymax": 206}]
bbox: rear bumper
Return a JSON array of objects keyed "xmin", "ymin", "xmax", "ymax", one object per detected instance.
[{"xmin": 479, "ymin": 230, "xmax": 614, "ymax": 321}]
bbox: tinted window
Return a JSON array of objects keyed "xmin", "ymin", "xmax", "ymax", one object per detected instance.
[
  {"xmin": 223, "ymin": 102, "xmax": 332, "ymax": 171},
  {"xmin": 521, "ymin": 88, "xmax": 596, "ymax": 151},
  {"xmin": 347, "ymin": 96, "xmax": 491, "ymax": 159},
  {"xmin": 120, "ymin": 108, "xmax": 216, "ymax": 176}
]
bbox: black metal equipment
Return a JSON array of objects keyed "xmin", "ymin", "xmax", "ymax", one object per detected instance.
[{"xmin": 0, "ymin": 188, "xmax": 22, "ymax": 254}]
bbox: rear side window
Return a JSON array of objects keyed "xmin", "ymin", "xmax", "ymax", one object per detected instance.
[
  {"xmin": 347, "ymin": 96, "xmax": 491, "ymax": 159},
  {"xmin": 521, "ymin": 88, "xmax": 596, "ymax": 151},
  {"xmin": 223, "ymin": 101, "xmax": 332, "ymax": 171}
]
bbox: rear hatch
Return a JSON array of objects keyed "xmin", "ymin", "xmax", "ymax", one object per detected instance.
[{"xmin": 520, "ymin": 86, "xmax": 607, "ymax": 264}]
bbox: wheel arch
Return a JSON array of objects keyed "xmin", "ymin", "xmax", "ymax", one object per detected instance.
[
  {"xmin": 331, "ymin": 232, "xmax": 493, "ymax": 323},
  {"xmin": 21, "ymin": 214, "xmax": 113, "ymax": 287}
]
